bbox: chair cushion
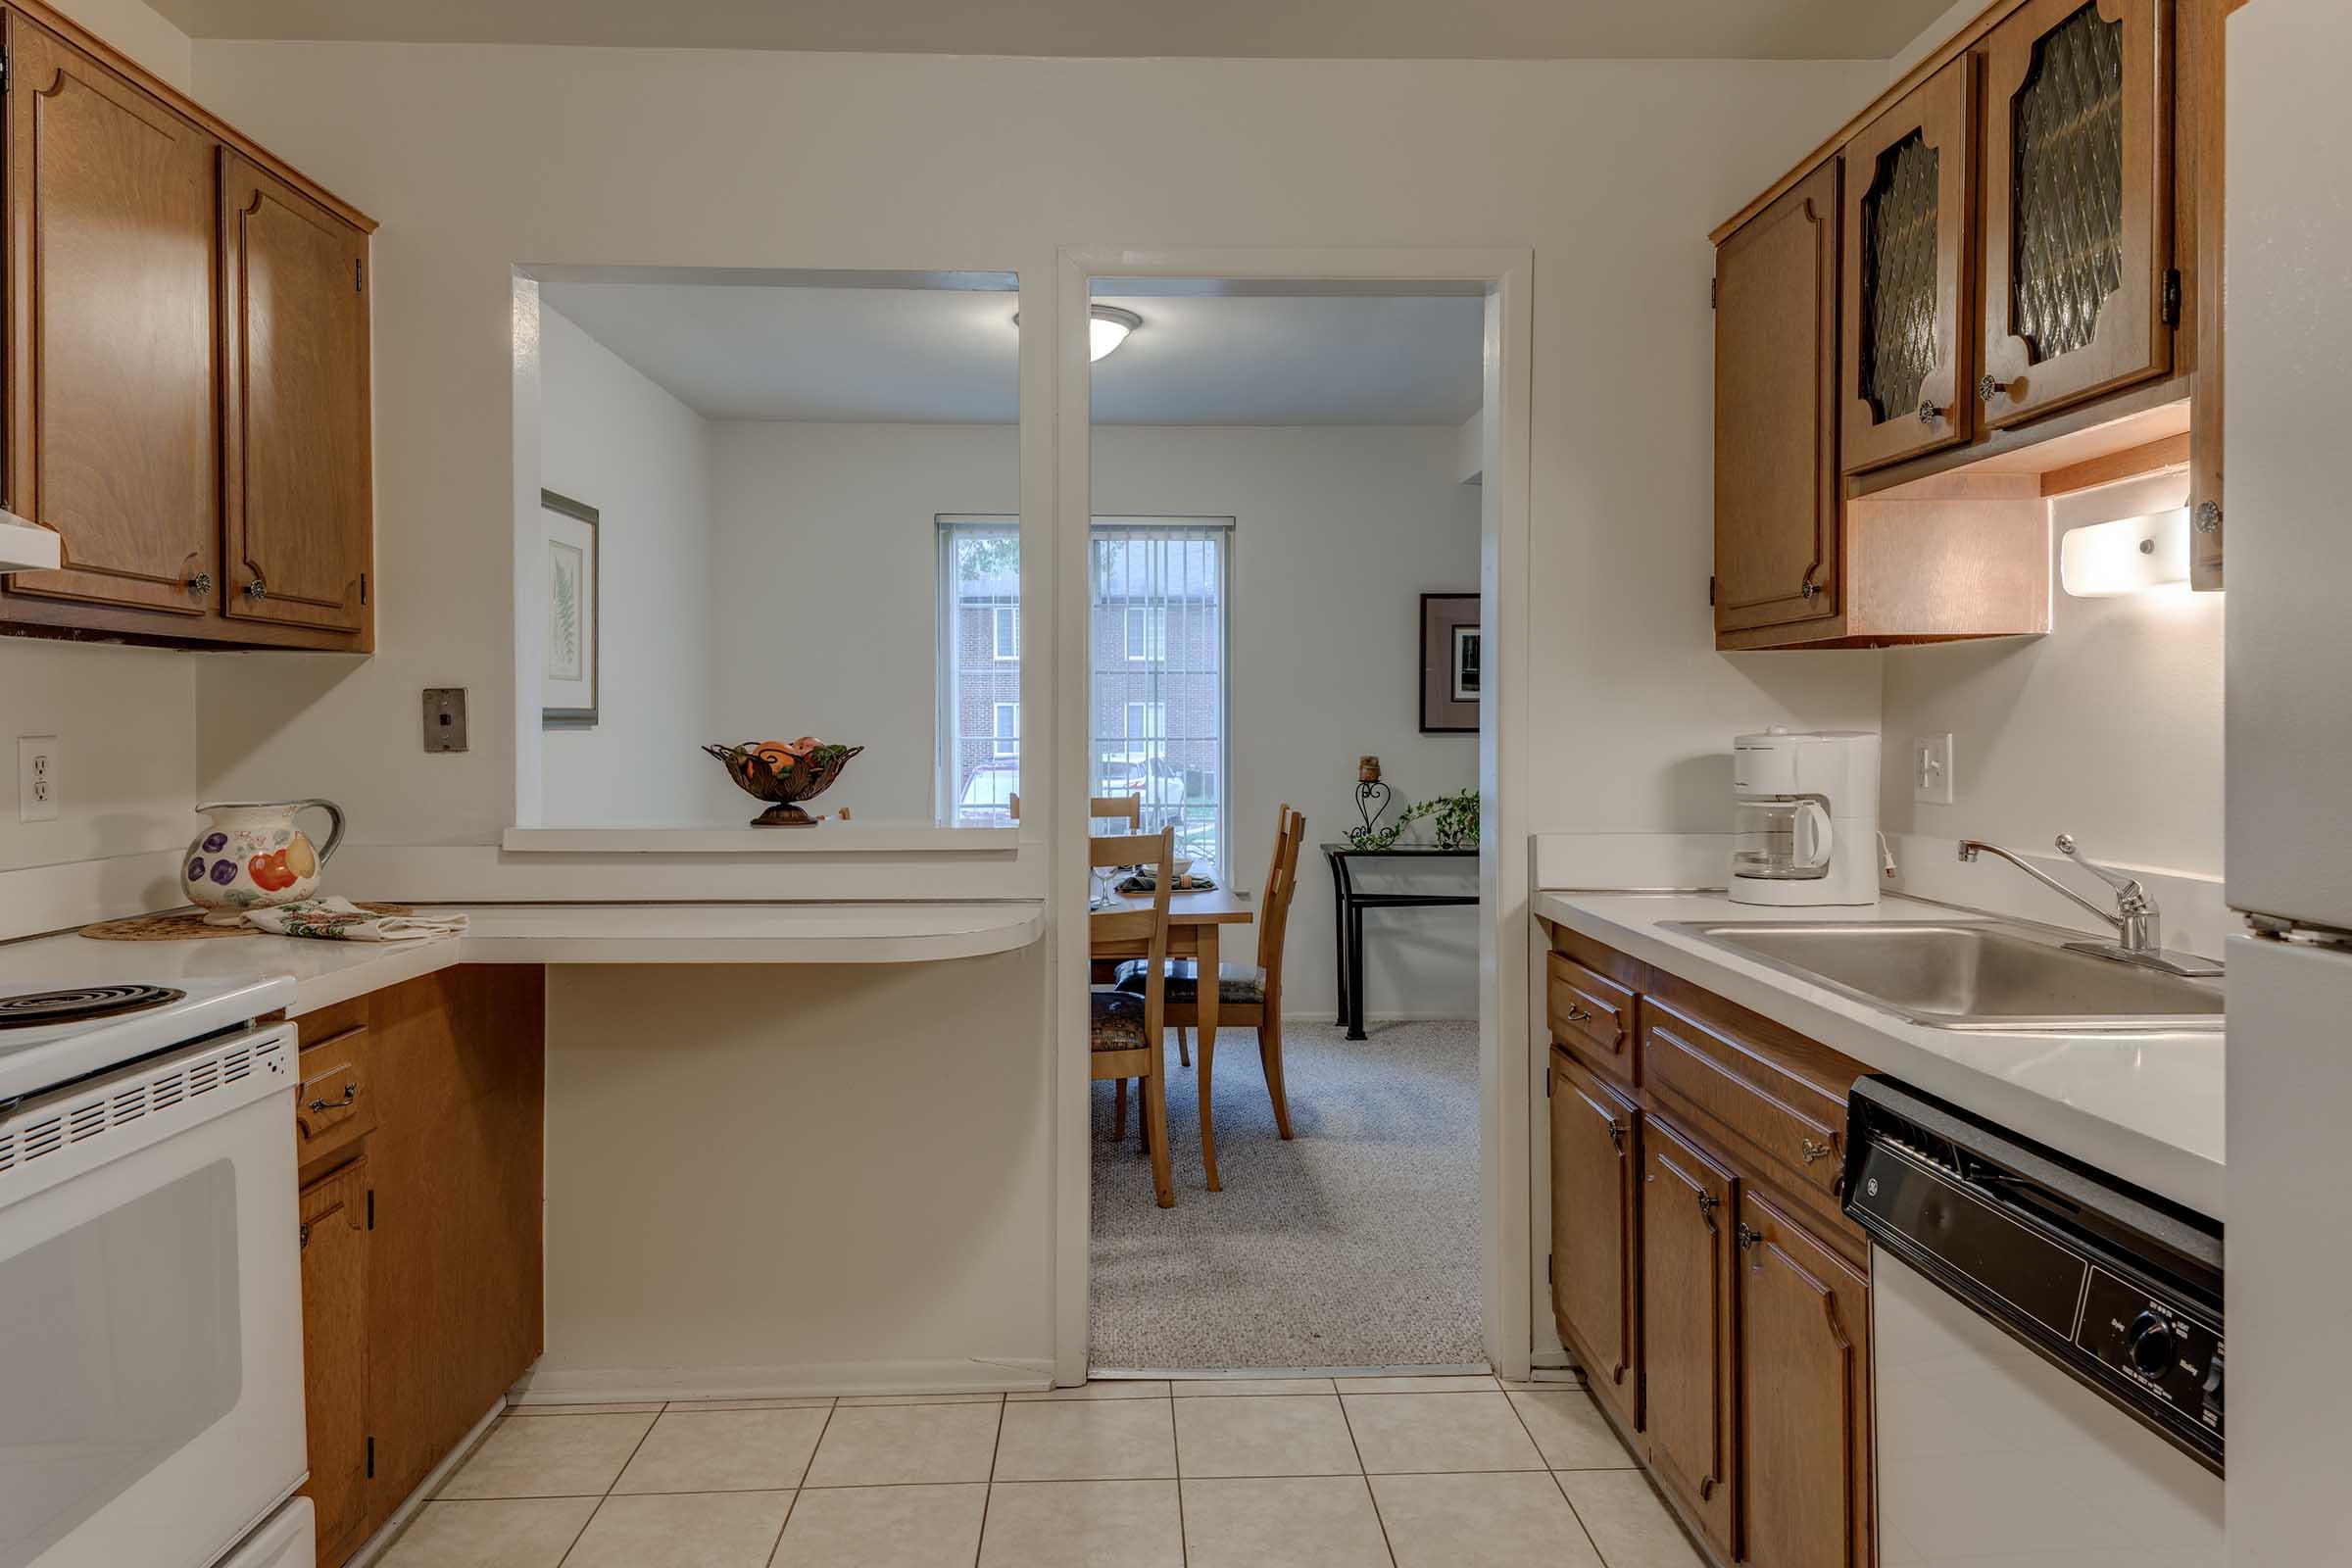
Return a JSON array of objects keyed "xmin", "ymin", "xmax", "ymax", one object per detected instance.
[
  {"xmin": 1114, "ymin": 958, "xmax": 1266, "ymax": 1005},
  {"xmin": 1091, "ymin": 991, "xmax": 1151, "ymax": 1052}
]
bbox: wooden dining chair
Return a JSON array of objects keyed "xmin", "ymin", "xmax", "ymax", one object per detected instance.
[
  {"xmin": 1091, "ymin": 826, "xmax": 1177, "ymax": 1207},
  {"xmin": 1120, "ymin": 804, "xmax": 1305, "ymax": 1141},
  {"xmin": 1089, "ymin": 796, "xmax": 1143, "ymax": 828}
]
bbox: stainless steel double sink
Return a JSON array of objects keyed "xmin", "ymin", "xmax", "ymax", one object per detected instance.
[{"xmin": 1662, "ymin": 919, "xmax": 2225, "ymax": 1033}]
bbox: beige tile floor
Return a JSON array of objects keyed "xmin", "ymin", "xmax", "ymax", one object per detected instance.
[{"xmin": 380, "ymin": 1376, "xmax": 1705, "ymax": 1568}]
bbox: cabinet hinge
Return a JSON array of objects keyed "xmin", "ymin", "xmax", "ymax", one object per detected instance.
[
  {"xmin": 360, "ymin": 571, "xmax": 368, "ymax": 607},
  {"xmin": 366, "ymin": 1436, "xmax": 375, "ymax": 1479},
  {"xmin": 1708, "ymin": 574, "xmax": 1717, "ymax": 607},
  {"xmin": 1546, "ymin": 1253, "xmax": 1553, "ymax": 1285},
  {"xmin": 1, "ymin": 44, "xmax": 11, "ymax": 92},
  {"xmin": 366, "ymin": 1188, "xmax": 374, "ymax": 1231},
  {"xmin": 355, "ymin": 257, "xmax": 364, "ymax": 293},
  {"xmin": 2161, "ymin": 269, "xmax": 2181, "ymax": 326},
  {"xmin": 1709, "ymin": 276, "xmax": 1717, "ymax": 310}
]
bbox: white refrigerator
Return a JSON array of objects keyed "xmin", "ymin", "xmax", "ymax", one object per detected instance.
[{"xmin": 2223, "ymin": 2, "xmax": 2352, "ymax": 1562}]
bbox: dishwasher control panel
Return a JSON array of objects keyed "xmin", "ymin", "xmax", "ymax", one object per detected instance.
[{"xmin": 2080, "ymin": 1267, "xmax": 2224, "ymax": 1443}]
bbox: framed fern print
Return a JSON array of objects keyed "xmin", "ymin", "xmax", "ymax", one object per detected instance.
[{"xmin": 541, "ymin": 490, "xmax": 600, "ymax": 726}]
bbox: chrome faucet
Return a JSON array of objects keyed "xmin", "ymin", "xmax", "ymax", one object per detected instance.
[{"xmin": 1957, "ymin": 834, "xmax": 2222, "ymax": 978}]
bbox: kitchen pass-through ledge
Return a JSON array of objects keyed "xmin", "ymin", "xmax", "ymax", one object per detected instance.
[{"xmin": 500, "ymin": 823, "xmax": 1017, "ymax": 854}]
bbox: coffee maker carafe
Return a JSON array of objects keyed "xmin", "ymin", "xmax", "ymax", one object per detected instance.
[{"xmin": 1730, "ymin": 727, "xmax": 1880, "ymax": 906}]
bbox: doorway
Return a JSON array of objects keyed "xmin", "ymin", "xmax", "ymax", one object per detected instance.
[{"xmin": 1052, "ymin": 252, "xmax": 1535, "ymax": 1382}]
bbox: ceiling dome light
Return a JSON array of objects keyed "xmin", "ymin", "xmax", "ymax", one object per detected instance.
[{"xmin": 1089, "ymin": 305, "xmax": 1142, "ymax": 362}]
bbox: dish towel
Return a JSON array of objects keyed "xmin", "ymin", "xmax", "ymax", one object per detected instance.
[{"xmin": 237, "ymin": 897, "xmax": 468, "ymax": 942}]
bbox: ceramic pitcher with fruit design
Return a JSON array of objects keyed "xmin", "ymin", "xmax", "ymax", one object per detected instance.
[{"xmin": 183, "ymin": 800, "xmax": 347, "ymax": 915}]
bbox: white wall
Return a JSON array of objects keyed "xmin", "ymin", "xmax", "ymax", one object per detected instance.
[
  {"xmin": 183, "ymin": 44, "xmax": 1886, "ymax": 854},
  {"xmin": 537, "ymin": 304, "xmax": 731, "ymax": 824},
  {"xmin": 708, "ymin": 421, "xmax": 1018, "ymax": 822},
  {"xmin": 1880, "ymin": 471, "xmax": 2225, "ymax": 879}
]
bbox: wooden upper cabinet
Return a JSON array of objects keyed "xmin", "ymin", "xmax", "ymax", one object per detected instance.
[
  {"xmin": 1840, "ymin": 56, "xmax": 1978, "ymax": 471},
  {"xmin": 1714, "ymin": 160, "xmax": 1840, "ymax": 635},
  {"xmin": 220, "ymin": 152, "xmax": 371, "ymax": 636},
  {"xmin": 1640, "ymin": 1117, "xmax": 1738, "ymax": 1560},
  {"xmin": 1550, "ymin": 1049, "xmax": 1642, "ymax": 1431},
  {"xmin": 1738, "ymin": 1187, "xmax": 1874, "ymax": 1568},
  {"xmin": 1979, "ymin": 0, "xmax": 2174, "ymax": 430},
  {"xmin": 2, "ymin": 14, "xmax": 217, "ymax": 616}
]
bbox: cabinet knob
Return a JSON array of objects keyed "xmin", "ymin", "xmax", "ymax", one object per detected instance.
[
  {"xmin": 1978, "ymin": 373, "xmax": 2010, "ymax": 404},
  {"xmin": 243, "ymin": 576, "xmax": 269, "ymax": 602},
  {"xmin": 186, "ymin": 571, "xmax": 213, "ymax": 595},
  {"xmin": 2195, "ymin": 501, "xmax": 2222, "ymax": 535},
  {"xmin": 1798, "ymin": 580, "xmax": 1820, "ymax": 601},
  {"xmin": 1737, "ymin": 1223, "xmax": 1763, "ymax": 1251},
  {"xmin": 1917, "ymin": 400, "xmax": 1943, "ymax": 425}
]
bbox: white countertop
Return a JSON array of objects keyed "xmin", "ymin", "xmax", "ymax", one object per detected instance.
[
  {"xmin": 0, "ymin": 902, "xmax": 1047, "ymax": 1020},
  {"xmin": 1534, "ymin": 889, "xmax": 2225, "ymax": 1220}
]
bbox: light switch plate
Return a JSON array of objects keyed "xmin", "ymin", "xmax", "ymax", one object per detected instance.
[
  {"xmin": 422, "ymin": 689, "xmax": 468, "ymax": 754},
  {"xmin": 1912, "ymin": 733, "xmax": 1955, "ymax": 806},
  {"xmin": 17, "ymin": 736, "xmax": 58, "ymax": 822}
]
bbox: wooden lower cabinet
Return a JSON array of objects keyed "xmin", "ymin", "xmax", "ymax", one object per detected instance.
[
  {"xmin": 294, "ymin": 964, "xmax": 546, "ymax": 1566},
  {"xmin": 1549, "ymin": 1050, "xmax": 1642, "ymax": 1431},
  {"xmin": 297, "ymin": 1156, "xmax": 372, "ymax": 1567},
  {"xmin": 1641, "ymin": 1117, "xmax": 1739, "ymax": 1560},
  {"xmin": 1544, "ymin": 923, "xmax": 1875, "ymax": 1568},
  {"xmin": 1738, "ymin": 1187, "xmax": 1874, "ymax": 1568}
]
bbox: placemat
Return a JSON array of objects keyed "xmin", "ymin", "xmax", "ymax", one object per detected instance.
[{"xmin": 81, "ymin": 904, "xmax": 414, "ymax": 942}]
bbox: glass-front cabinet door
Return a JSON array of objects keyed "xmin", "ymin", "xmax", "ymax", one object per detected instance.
[
  {"xmin": 1840, "ymin": 56, "xmax": 1977, "ymax": 472},
  {"xmin": 1979, "ymin": 0, "xmax": 2173, "ymax": 430}
]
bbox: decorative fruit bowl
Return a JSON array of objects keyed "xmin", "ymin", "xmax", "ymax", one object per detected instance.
[{"xmin": 703, "ymin": 738, "xmax": 864, "ymax": 827}]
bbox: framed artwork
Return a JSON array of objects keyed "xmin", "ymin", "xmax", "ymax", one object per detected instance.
[
  {"xmin": 541, "ymin": 490, "xmax": 600, "ymax": 726},
  {"xmin": 1420, "ymin": 592, "xmax": 1480, "ymax": 734}
]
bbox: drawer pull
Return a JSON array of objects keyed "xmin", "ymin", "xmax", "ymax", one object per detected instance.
[
  {"xmin": 1800, "ymin": 1137, "xmax": 1835, "ymax": 1165},
  {"xmin": 1563, "ymin": 1004, "xmax": 1594, "ymax": 1024},
  {"xmin": 308, "ymin": 1081, "xmax": 359, "ymax": 1114},
  {"xmin": 1606, "ymin": 1120, "xmax": 1626, "ymax": 1155},
  {"xmin": 1694, "ymin": 1190, "xmax": 1721, "ymax": 1232}
]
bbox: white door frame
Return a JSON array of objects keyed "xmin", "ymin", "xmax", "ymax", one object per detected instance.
[{"xmin": 1050, "ymin": 244, "xmax": 1537, "ymax": 1383}]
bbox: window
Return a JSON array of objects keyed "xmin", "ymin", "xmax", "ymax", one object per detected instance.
[
  {"xmin": 1124, "ymin": 607, "xmax": 1165, "ymax": 662},
  {"xmin": 1090, "ymin": 519, "xmax": 1231, "ymax": 871},
  {"xmin": 937, "ymin": 516, "xmax": 1019, "ymax": 825}
]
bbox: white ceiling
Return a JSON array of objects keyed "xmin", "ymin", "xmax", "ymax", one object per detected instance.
[
  {"xmin": 152, "ymin": 0, "xmax": 1950, "ymax": 59},
  {"xmin": 536, "ymin": 281, "xmax": 1485, "ymax": 425}
]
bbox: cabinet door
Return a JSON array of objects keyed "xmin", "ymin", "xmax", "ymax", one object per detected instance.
[
  {"xmin": 367, "ymin": 966, "xmax": 545, "ymax": 1516},
  {"xmin": 1738, "ymin": 1188, "xmax": 1873, "ymax": 1568},
  {"xmin": 220, "ymin": 152, "xmax": 370, "ymax": 635},
  {"xmin": 1641, "ymin": 1117, "xmax": 1738, "ymax": 1560},
  {"xmin": 1, "ymin": 15, "xmax": 216, "ymax": 616},
  {"xmin": 1715, "ymin": 160, "xmax": 1840, "ymax": 633},
  {"xmin": 1840, "ymin": 56, "xmax": 1977, "ymax": 472},
  {"xmin": 1980, "ymin": 0, "xmax": 2173, "ymax": 429},
  {"xmin": 298, "ymin": 1157, "xmax": 373, "ymax": 1567},
  {"xmin": 1550, "ymin": 1050, "xmax": 1641, "ymax": 1429}
]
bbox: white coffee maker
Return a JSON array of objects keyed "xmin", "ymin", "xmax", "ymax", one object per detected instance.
[{"xmin": 1729, "ymin": 727, "xmax": 1881, "ymax": 906}]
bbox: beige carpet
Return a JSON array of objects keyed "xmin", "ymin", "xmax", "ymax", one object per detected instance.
[{"xmin": 1089, "ymin": 1017, "xmax": 1481, "ymax": 1370}]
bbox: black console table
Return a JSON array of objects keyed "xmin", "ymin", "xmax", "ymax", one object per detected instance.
[{"xmin": 1322, "ymin": 844, "xmax": 1478, "ymax": 1040}]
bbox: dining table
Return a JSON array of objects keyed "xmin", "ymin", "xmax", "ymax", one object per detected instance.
[{"xmin": 1092, "ymin": 874, "xmax": 1253, "ymax": 1191}]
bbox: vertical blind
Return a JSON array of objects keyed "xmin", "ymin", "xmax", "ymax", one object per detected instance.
[{"xmin": 1089, "ymin": 518, "xmax": 1232, "ymax": 871}]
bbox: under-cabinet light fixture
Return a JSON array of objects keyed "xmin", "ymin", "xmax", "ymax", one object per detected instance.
[{"xmin": 2059, "ymin": 507, "xmax": 2191, "ymax": 598}]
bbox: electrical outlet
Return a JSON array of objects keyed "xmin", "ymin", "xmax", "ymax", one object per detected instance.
[
  {"xmin": 1912, "ymin": 733, "xmax": 1955, "ymax": 806},
  {"xmin": 18, "ymin": 736, "xmax": 58, "ymax": 822}
]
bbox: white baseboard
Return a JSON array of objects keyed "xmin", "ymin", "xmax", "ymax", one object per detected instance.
[
  {"xmin": 342, "ymin": 1396, "xmax": 503, "ymax": 1568},
  {"xmin": 1279, "ymin": 1010, "xmax": 1476, "ymax": 1025},
  {"xmin": 508, "ymin": 1356, "xmax": 1054, "ymax": 1404}
]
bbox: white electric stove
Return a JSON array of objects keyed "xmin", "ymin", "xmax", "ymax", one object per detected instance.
[{"xmin": 0, "ymin": 974, "xmax": 314, "ymax": 1568}]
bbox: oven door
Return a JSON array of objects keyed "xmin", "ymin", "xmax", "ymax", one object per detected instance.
[{"xmin": 0, "ymin": 1024, "xmax": 306, "ymax": 1568}]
